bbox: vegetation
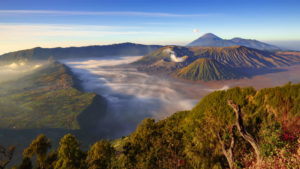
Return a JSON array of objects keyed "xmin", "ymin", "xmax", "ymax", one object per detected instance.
[
  {"xmin": 54, "ymin": 134, "xmax": 85, "ymax": 169},
  {"xmin": 23, "ymin": 134, "xmax": 51, "ymax": 169},
  {"xmin": 7, "ymin": 82, "xmax": 300, "ymax": 169},
  {"xmin": 0, "ymin": 61, "xmax": 106, "ymax": 129},
  {"xmin": 86, "ymin": 140, "xmax": 115, "ymax": 169},
  {"xmin": 0, "ymin": 145, "xmax": 15, "ymax": 169}
]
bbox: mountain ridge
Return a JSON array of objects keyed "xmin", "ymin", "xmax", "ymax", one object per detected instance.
[
  {"xmin": 187, "ymin": 33, "xmax": 282, "ymax": 51},
  {"xmin": 0, "ymin": 42, "xmax": 162, "ymax": 63},
  {"xmin": 136, "ymin": 45, "xmax": 300, "ymax": 81},
  {"xmin": 0, "ymin": 61, "xmax": 107, "ymax": 130}
]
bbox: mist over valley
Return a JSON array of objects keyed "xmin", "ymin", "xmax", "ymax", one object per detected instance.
[{"xmin": 61, "ymin": 54, "xmax": 300, "ymax": 138}]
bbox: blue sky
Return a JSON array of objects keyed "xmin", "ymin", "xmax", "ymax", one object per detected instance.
[{"xmin": 0, "ymin": 0, "xmax": 300, "ymax": 54}]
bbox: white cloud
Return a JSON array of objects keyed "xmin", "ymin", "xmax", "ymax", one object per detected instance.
[
  {"xmin": 0, "ymin": 23, "xmax": 169, "ymax": 54},
  {"xmin": 0, "ymin": 10, "xmax": 210, "ymax": 17},
  {"xmin": 193, "ymin": 29, "xmax": 200, "ymax": 33},
  {"xmin": 0, "ymin": 24, "xmax": 158, "ymax": 38}
]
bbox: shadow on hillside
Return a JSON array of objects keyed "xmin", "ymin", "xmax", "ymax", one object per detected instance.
[
  {"xmin": 77, "ymin": 94, "xmax": 109, "ymax": 138},
  {"xmin": 239, "ymin": 68, "xmax": 288, "ymax": 78}
]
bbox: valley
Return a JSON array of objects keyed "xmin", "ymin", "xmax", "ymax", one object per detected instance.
[
  {"xmin": 1, "ymin": 0, "xmax": 300, "ymax": 167},
  {"xmin": 0, "ymin": 42, "xmax": 300, "ymax": 168},
  {"xmin": 62, "ymin": 56, "xmax": 300, "ymax": 139}
]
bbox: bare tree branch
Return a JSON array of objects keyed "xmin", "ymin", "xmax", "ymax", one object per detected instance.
[
  {"xmin": 227, "ymin": 100, "xmax": 262, "ymax": 166},
  {"xmin": 217, "ymin": 126, "xmax": 236, "ymax": 169}
]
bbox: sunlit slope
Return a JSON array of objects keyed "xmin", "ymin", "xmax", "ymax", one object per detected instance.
[
  {"xmin": 0, "ymin": 62, "xmax": 106, "ymax": 129},
  {"xmin": 177, "ymin": 58, "xmax": 242, "ymax": 81},
  {"xmin": 117, "ymin": 83, "xmax": 300, "ymax": 168}
]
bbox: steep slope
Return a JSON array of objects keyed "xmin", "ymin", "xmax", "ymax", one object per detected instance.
[
  {"xmin": 137, "ymin": 45, "xmax": 300, "ymax": 69},
  {"xmin": 176, "ymin": 58, "xmax": 242, "ymax": 81},
  {"xmin": 187, "ymin": 33, "xmax": 282, "ymax": 51},
  {"xmin": 0, "ymin": 61, "xmax": 107, "ymax": 130},
  {"xmin": 134, "ymin": 46, "xmax": 194, "ymax": 65},
  {"xmin": 136, "ymin": 45, "xmax": 300, "ymax": 81},
  {"xmin": 190, "ymin": 46, "xmax": 293, "ymax": 68},
  {"xmin": 0, "ymin": 43, "xmax": 162, "ymax": 63}
]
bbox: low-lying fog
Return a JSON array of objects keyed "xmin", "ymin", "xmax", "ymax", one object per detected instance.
[
  {"xmin": 62, "ymin": 56, "xmax": 300, "ymax": 138},
  {"xmin": 62, "ymin": 56, "xmax": 214, "ymax": 138},
  {"xmin": 0, "ymin": 61, "xmax": 42, "ymax": 83}
]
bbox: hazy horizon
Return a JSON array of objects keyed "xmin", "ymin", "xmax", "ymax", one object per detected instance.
[
  {"xmin": 1, "ymin": 38, "xmax": 300, "ymax": 55},
  {"xmin": 1, "ymin": 0, "xmax": 300, "ymax": 54}
]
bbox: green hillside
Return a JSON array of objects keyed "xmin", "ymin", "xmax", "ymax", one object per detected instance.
[
  {"xmin": 10, "ymin": 83, "xmax": 300, "ymax": 169},
  {"xmin": 176, "ymin": 58, "xmax": 242, "ymax": 81},
  {"xmin": 112, "ymin": 82, "xmax": 300, "ymax": 168},
  {"xmin": 0, "ymin": 61, "xmax": 106, "ymax": 129}
]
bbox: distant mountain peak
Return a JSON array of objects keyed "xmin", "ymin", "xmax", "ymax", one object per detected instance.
[
  {"xmin": 200, "ymin": 33, "xmax": 222, "ymax": 40},
  {"xmin": 187, "ymin": 33, "xmax": 281, "ymax": 51}
]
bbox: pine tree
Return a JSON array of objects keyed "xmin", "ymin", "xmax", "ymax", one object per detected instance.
[
  {"xmin": 23, "ymin": 134, "xmax": 51, "ymax": 169},
  {"xmin": 54, "ymin": 134, "xmax": 85, "ymax": 169},
  {"xmin": 16, "ymin": 157, "xmax": 33, "ymax": 169},
  {"xmin": 86, "ymin": 140, "xmax": 115, "ymax": 169}
]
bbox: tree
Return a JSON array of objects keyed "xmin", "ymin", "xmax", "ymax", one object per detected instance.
[
  {"xmin": 227, "ymin": 100, "xmax": 262, "ymax": 166},
  {"xmin": 0, "ymin": 145, "xmax": 15, "ymax": 169},
  {"xmin": 23, "ymin": 134, "xmax": 51, "ymax": 169},
  {"xmin": 43, "ymin": 151, "xmax": 58, "ymax": 169},
  {"xmin": 120, "ymin": 118, "xmax": 157, "ymax": 169},
  {"xmin": 54, "ymin": 134, "xmax": 85, "ymax": 169},
  {"xmin": 217, "ymin": 126, "xmax": 236, "ymax": 169},
  {"xmin": 16, "ymin": 157, "xmax": 33, "ymax": 169},
  {"xmin": 86, "ymin": 140, "xmax": 115, "ymax": 169}
]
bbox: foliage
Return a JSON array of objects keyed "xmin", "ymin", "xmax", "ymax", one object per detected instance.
[
  {"xmin": 11, "ymin": 82, "xmax": 300, "ymax": 169},
  {"xmin": 15, "ymin": 157, "xmax": 32, "ymax": 169},
  {"xmin": 86, "ymin": 140, "xmax": 115, "ymax": 169},
  {"xmin": 0, "ymin": 144, "xmax": 15, "ymax": 169},
  {"xmin": 54, "ymin": 134, "xmax": 85, "ymax": 169},
  {"xmin": 23, "ymin": 134, "xmax": 51, "ymax": 169},
  {"xmin": 0, "ymin": 62, "xmax": 105, "ymax": 129}
]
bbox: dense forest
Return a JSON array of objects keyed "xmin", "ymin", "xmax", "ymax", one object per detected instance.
[{"xmin": 2, "ymin": 82, "xmax": 299, "ymax": 169}]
